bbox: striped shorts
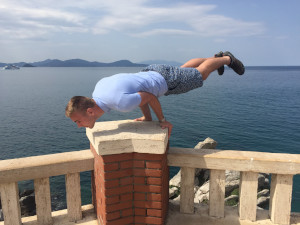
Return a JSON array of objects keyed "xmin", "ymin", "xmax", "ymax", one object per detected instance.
[{"xmin": 141, "ymin": 64, "xmax": 203, "ymax": 96}]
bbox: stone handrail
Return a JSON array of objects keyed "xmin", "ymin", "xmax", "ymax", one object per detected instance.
[
  {"xmin": 167, "ymin": 147, "xmax": 300, "ymax": 225},
  {"xmin": 1, "ymin": 146, "xmax": 299, "ymax": 225},
  {"xmin": 0, "ymin": 150, "xmax": 94, "ymax": 225}
]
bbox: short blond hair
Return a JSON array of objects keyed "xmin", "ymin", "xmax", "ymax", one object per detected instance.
[{"xmin": 65, "ymin": 96, "xmax": 95, "ymax": 117}]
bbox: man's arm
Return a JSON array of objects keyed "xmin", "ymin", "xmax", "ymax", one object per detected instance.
[
  {"xmin": 136, "ymin": 91, "xmax": 173, "ymax": 138},
  {"xmin": 134, "ymin": 103, "xmax": 152, "ymax": 121}
]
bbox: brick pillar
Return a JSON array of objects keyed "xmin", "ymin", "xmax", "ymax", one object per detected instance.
[{"xmin": 87, "ymin": 120, "xmax": 168, "ymax": 225}]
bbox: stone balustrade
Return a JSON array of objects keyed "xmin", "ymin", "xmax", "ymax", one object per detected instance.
[
  {"xmin": 168, "ymin": 147, "xmax": 300, "ymax": 225},
  {"xmin": 0, "ymin": 150, "xmax": 94, "ymax": 225},
  {"xmin": 0, "ymin": 120, "xmax": 299, "ymax": 225}
]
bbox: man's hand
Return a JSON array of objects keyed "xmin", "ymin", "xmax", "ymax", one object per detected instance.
[
  {"xmin": 160, "ymin": 120, "xmax": 173, "ymax": 139},
  {"xmin": 134, "ymin": 116, "xmax": 152, "ymax": 121}
]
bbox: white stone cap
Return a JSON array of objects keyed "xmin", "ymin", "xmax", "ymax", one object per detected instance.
[{"xmin": 86, "ymin": 120, "xmax": 168, "ymax": 156}]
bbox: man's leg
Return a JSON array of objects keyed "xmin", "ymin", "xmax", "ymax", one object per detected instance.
[
  {"xmin": 181, "ymin": 52, "xmax": 245, "ymax": 80},
  {"xmin": 181, "ymin": 56, "xmax": 231, "ymax": 80},
  {"xmin": 181, "ymin": 57, "xmax": 214, "ymax": 68},
  {"xmin": 196, "ymin": 57, "xmax": 231, "ymax": 80}
]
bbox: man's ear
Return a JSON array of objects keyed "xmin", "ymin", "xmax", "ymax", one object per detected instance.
[{"xmin": 86, "ymin": 107, "xmax": 94, "ymax": 115}]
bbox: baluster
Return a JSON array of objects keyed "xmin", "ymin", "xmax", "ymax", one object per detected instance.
[
  {"xmin": 238, "ymin": 171, "xmax": 258, "ymax": 221},
  {"xmin": 180, "ymin": 167, "xmax": 195, "ymax": 214},
  {"xmin": 34, "ymin": 177, "xmax": 53, "ymax": 225},
  {"xmin": 0, "ymin": 182, "xmax": 22, "ymax": 225},
  {"xmin": 209, "ymin": 169, "xmax": 225, "ymax": 218},
  {"xmin": 269, "ymin": 174, "xmax": 293, "ymax": 225},
  {"xmin": 65, "ymin": 172, "xmax": 82, "ymax": 221}
]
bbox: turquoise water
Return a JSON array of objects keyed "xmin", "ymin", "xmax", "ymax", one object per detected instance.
[{"xmin": 0, "ymin": 66, "xmax": 299, "ymax": 212}]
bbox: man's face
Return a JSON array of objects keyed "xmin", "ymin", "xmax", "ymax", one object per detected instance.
[{"xmin": 70, "ymin": 110, "xmax": 96, "ymax": 129}]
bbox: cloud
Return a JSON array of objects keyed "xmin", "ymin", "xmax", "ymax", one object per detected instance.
[
  {"xmin": 132, "ymin": 29, "xmax": 194, "ymax": 37},
  {"xmin": 0, "ymin": 0, "xmax": 265, "ymax": 40},
  {"xmin": 189, "ymin": 15, "xmax": 265, "ymax": 37},
  {"xmin": 0, "ymin": 0, "xmax": 87, "ymax": 40},
  {"xmin": 91, "ymin": 3, "xmax": 216, "ymax": 35},
  {"xmin": 92, "ymin": 3, "xmax": 264, "ymax": 37}
]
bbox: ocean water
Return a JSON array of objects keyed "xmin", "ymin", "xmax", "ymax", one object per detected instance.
[{"xmin": 0, "ymin": 66, "xmax": 299, "ymax": 212}]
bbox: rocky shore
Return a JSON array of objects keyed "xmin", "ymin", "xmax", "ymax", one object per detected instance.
[{"xmin": 169, "ymin": 137, "xmax": 270, "ymax": 210}]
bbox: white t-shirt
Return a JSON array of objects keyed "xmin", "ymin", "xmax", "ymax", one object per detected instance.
[{"xmin": 92, "ymin": 71, "xmax": 168, "ymax": 112}]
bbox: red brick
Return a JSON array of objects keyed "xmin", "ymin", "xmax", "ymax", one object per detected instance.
[
  {"xmin": 103, "ymin": 153, "xmax": 134, "ymax": 163},
  {"xmin": 147, "ymin": 209, "xmax": 162, "ymax": 217},
  {"xmin": 147, "ymin": 177, "xmax": 162, "ymax": 185},
  {"xmin": 97, "ymin": 172, "xmax": 104, "ymax": 181},
  {"xmin": 135, "ymin": 216, "xmax": 162, "ymax": 224},
  {"xmin": 120, "ymin": 160, "xmax": 133, "ymax": 169},
  {"xmin": 93, "ymin": 156, "xmax": 104, "ymax": 168},
  {"xmin": 106, "ymin": 201, "xmax": 132, "ymax": 212},
  {"xmin": 134, "ymin": 208, "xmax": 146, "ymax": 216},
  {"xmin": 99, "ymin": 205, "xmax": 107, "ymax": 219},
  {"xmin": 106, "ymin": 195, "xmax": 120, "ymax": 205},
  {"xmin": 105, "ymin": 179, "xmax": 119, "ymax": 188},
  {"xmin": 133, "ymin": 160, "xmax": 145, "ymax": 168},
  {"xmin": 147, "ymin": 193, "xmax": 162, "ymax": 201},
  {"xmin": 105, "ymin": 185, "xmax": 133, "ymax": 196},
  {"xmin": 91, "ymin": 144, "xmax": 169, "ymax": 225},
  {"xmin": 134, "ymin": 185, "xmax": 162, "ymax": 193},
  {"xmin": 120, "ymin": 193, "xmax": 133, "ymax": 201},
  {"xmin": 106, "ymin": 216, "xmax": 134, "ymax": 225},
  {"xmin": 96, "ymin": 169, "xmax": 105, "ymax": 181},
  {"xmin": 133, "ymin": 177, "xmax": 145, "ymax": 184},
  {"xmin": 134, "ymin": 193, "xmax": 146, "ymax": 201},
  {"xmin": 146, "ymin": 161, "xmax": 162, "ymax": 169},
  {"xmin": 134, "ymin": 201, "xmax": 162, "ymax": 209},
  {"xmin": 133, "ymin": 168, "xmax": 162, "ymax": 177},
  {"xmin": 104, "ymin": 168, "xmax": 133, "ymax": 179},
  {"xmin": 120, "ymin": 177, "xmax": 133, "ymax": 186},
  {"xmin": 133, "ymin": 153, "xmax": 164, "ymax": 161},
  {"xmin": 90, "ymin": 144, "xmax": 98, "ymax": 156},
  {"xmin": 104, "ymin": 163, "xmax": 119, "ymax": 171},
  {"xmin": 106, "ymin": 211, "xmax": 121, "ymax": 221},
  {"xmin": 122, "ymin": 208, "xmax": 133, "ymax": 217}
]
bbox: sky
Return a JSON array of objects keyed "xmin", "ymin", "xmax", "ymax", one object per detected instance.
[{"xmin": 0, "ymin": 0, "xmax": 300, "ymax": 66}]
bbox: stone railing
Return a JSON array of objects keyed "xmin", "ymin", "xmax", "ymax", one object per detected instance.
[
  {"xmin": 0, "ymin": 150, "xmax": 94, "ymax": 225},
  {"xmin": 167, "ymin": 147, "xmax": 300, "ymax": 225},
  {"xmin": 1, "ymin": 120, "xmax": 299, "ymax": 225}
]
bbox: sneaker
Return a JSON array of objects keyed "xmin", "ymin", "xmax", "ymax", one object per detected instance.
[
  {"xmin": 223, "ymin": 51, "xmax": 245, "ymax": 75},
  {"xmin": 214, "ymin": 51, "xmax": 224, "ymax": 75}
]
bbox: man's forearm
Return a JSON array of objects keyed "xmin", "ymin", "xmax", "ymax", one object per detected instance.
[
  {"xmin": 147, "ymin": 96, "xmax": 165, "ymax": 121},
  {"xmin": 138, "ymin": 92, "xmax": 164, "ymax": 121},
  {"xmin": 139, "ymin": 104, "xmax": 152, "ymax": 120},
  {"xmin": 137, "ymin": 91, "xmax": 172, "ymax": 138}
]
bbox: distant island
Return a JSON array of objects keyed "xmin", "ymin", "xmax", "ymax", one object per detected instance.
[
  {"xmin": 23, "ymin": 63, "xmax": 35, "ymax": 67},
  {"xmin": 0, "ymin": 59, "xmax": 148, "ymax": 68},
  {"xmin": 0, "ymin": 59, "xmax": 183, "ymax": 68}
]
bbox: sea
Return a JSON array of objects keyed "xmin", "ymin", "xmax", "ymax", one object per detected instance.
[{"xmin": 0, "ymin": 66, "xmax": 299, "ymax": 212}]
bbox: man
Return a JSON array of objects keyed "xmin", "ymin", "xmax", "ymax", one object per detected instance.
[{"xmin": 65, "ymin": 51, "xmax": 244, "ymax": 138}]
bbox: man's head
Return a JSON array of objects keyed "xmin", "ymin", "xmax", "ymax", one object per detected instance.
[{"xmin": 65, "ymin": 96, "xmax": 98, "ymax": 128}]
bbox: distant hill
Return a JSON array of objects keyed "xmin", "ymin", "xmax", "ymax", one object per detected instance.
[
  {"xmin": 23, "ymin": 64, "xmax": 35, "ymax": 67},
  {"xmin": 0, "ymin": 59, "xmax": 148, "ymax": 67},
  {"xmin": 0, "ymin": 59, "xmax": 188, "ymax": 67}
]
